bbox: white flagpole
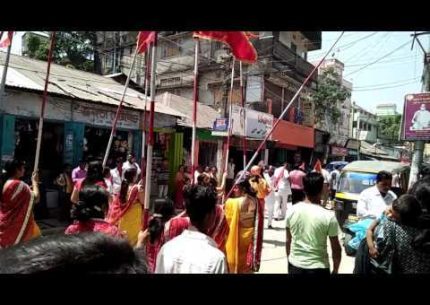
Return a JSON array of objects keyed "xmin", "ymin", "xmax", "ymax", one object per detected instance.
[
  {"xmin": 102, "ymin": 47, "xmax": 139, "ymax": 167},
  {"xmin": 34, "ymin": 32, "xmax": 55, "ymax": 172},
  {"xmin": 191, "ymin": 39, "xmax": 199, "ymax": 184},
  {"xmin": 143, "ymin": 34, "xmax": 158, "ymax": 220}
]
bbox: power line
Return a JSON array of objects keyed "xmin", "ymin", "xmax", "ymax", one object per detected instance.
[
  {"xmin": 353, "ymin": 79, "xmax": 419, "ymax": 91},
  {"xmin": 344, "ymin": 39, "xmax": 412, "ymax": 77}
]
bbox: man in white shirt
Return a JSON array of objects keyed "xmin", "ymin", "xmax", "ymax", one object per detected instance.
[
  {"xmin": 356, "ymin": 171, "xmax": 397, "ymax": 218},
  {"xmin": 110, "ymin": 157, "xmax": 123, "ymax": 195},
  {"xmin": 329, "ymin": 165, "xmax": 341, "ymax": 201},
  {"xmin": 155, "ymin": 185, "xmax": 228, "ymax": 274},
  {"xmin": 122, "ymin": 153, "xmax": 141, "ymax": 177},
  {"xmin": 273, "ymin": 162, "xmax": 292, "ymax": 220},
  {"xmin": 194, "ymin": 165, "xmax": 203, "ymax": 184},
  {"xmin": 226, "ymin": 158, "xmax": 236, "ymax": 192},
  {"xmin": 264, "ymin": 166, "xmax": 276, "ymax": 229}
]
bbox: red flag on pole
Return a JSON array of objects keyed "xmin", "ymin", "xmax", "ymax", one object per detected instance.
[
  {"xmin": 136, "ymin": 31, "xmax": 156, "ymax": 54},
  {"xmin": 0, "ymin": 31, "xmax": 13, "ymax": 48},
  {"xmin": 193, "ymin": 31, "xmax": 257, "ymax": 63}
]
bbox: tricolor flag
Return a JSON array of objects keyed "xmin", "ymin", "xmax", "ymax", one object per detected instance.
[
  {"xmin": 193, "ymin": 31, "xmax": 257, "ymax": 63},
  {"xmin": 136, "ymin": 31, "xmax": 156, "ymax": 54},
  {"xmin": 0, "ymin": 31, "xmax": 13, "ymax": 48}
]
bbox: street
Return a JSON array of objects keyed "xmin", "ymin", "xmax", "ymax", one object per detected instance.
[{"xmin": 258, "ymin": 212, "xmax": 355, "ymax": 274}]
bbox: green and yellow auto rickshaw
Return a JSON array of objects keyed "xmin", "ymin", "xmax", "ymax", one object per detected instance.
[{"xmin": 334, "ymin": 160, "xmax": 410, "ymax": 229}]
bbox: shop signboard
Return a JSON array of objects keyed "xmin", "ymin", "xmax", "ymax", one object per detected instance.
[
  {"xmin": 73, "ymin": 101, "xmax": 140, "ymax": 130},
  {"xmin": 331, "ymin": 146, "xmax": 348, "ymax": 156},
  {"xmin": 231, "ymin": 105, "xmax": 273, "ymax": 140}
]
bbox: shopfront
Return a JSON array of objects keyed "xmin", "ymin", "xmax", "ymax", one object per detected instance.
[{"xmin": 271, "ymin": 119, "xmax": 315, "ymax": 167}]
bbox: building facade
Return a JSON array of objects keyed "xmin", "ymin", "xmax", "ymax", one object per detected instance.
[{"xmin": 94, "ymin": 31, "xmax": 322, "ymax": 170}]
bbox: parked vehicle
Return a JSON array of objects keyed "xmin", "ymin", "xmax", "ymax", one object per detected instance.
[{"xmin": 326, "ymin": 161, "xmax": 348, "ymax": 173}]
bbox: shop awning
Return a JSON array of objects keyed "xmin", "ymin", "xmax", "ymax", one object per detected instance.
[
  {"xmin": 155, "ymin": 92, "xmax": 220, "ymax": 130},
  {"xmin": 272, "ymin": 120, "xmax": 314, "ymax": 148},
  {"xmin": 0, "ymin": 52, "xmax": 183, "ymax": 118},
  {"xmin": 360, "ymin": 141, "xmax": 398, "ymax": 160}
]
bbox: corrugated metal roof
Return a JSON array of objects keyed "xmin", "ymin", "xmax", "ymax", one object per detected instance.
[
  {"xmin": 155, "ymin": 92, "xmax": 220, "ymax": 129},
  {"xmin": 0, "ymin": 52, "xmax": 183, "ymax": 118}
]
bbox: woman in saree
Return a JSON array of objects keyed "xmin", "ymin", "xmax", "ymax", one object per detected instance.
[
  {"xmin": 106, "ymin": 166, "xmax": 144, "ymax": 246},
  {"xmin": 71, "ymin": 161, "xmax": 107, "ymax": 204},
  {"xmin": 0, "ymin": 160, "xmax": 41, "ymax": 248},
  {"xmin": 135, "ymin": 198, "xmax": 175, "ymax": 273},
  {"xmin": 161, "ymin": 174, "xmax": 229, "ymax": 252},
  {"xmin": 65, "ymin": 184, "xmax": 122, "ymax": 238},
  {"xmin": 224, "ymin": 171, "xmax": 259, "ymax": 273},
  {"xmin": 174, "ymin": 165, "xmax": 187, "ymax": 211}
]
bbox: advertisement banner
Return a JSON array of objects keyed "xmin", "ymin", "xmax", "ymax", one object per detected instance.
[{"xmin": 403, "ymin": 93, "xmax": 430, "ymax": 141}]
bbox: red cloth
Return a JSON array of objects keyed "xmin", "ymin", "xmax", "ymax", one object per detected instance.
[
  {"xmin": 174, "ymin": 180, "xmax": 185, "ymax": 210},
  {"xmin": 207, "ymin": 204, "xmax": 229, "ymax": 252},
  {"xmin": 314, "ymin": 159, "xmax": 322, "ymax": 173},
  {"xmin": 106, "ymin": 185, "xmax": 139, "ymax": 225},
  {"xmin": 164, "ymin": 205, "xmax": 229, "ymax": 250},
  {"xmin": 165, "ymin": 214, "xmax": 190, "ymax": 242},
  {"xmin": 0, "ymin": 180, "xmax": 35, "ymax": 248},
  {"xmin": 65, "ymin": 219, "xmax": 122, "ymax": 238},
  {"xmin": 136, "ymin": 31, "xmax": 156, "ymax": 54},
  {"xmin": 0, "ymin": 31, "xmax": 13, "ymax": 48},
  {"xmin": 193, "ymin": 31, "xmax": 257, "ymax": 63}
]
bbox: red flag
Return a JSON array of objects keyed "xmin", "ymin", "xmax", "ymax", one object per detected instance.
[
  {"xmin": 193, "ymin": 31, "xmax": 257, "ymax": 63},
  {"xmin": 136, "ymin": 31, "xmax": 156, "ymax": 54},
  {"xmin": 0, "ymin": 31, "xmax": 13, "ymax": 48}
]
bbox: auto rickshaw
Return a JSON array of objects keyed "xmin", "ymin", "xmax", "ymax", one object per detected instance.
[
  {"xmin": 333, "ymin": 161, "xmax": 410, "ymax": 256},
  {"xmin": 333, "ymin": 160, "xmax": 410, "ymax": 232}
]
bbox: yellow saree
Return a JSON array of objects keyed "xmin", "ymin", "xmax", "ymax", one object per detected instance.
[{"xmin": 224, "ymin": 197, "xmax": 256, "ymax": 274}]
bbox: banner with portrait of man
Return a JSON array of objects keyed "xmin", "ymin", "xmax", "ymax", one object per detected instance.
[{"xmin": 403, "ymin": 93, "xmax": 430, "ymax": 140}]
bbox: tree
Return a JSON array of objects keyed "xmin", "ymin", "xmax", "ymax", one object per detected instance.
[
  {"xmin": 25, "ymin": 32, "xmax": 97, "ymax": 72},
  {"xmin": 378, "ymin": 114, "xmax": 402, "ymax": 144},
  {"xmin": 310, "ymin": 67, "xmax": 351, "ymax": 125}
]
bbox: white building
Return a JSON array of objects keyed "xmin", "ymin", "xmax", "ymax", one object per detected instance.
[
  {"xmin": 350, "ymin": 103, "xmax": 378, "ymax": 143},
  {"xmin": 376, "ymin": 103, "xmax": 398, "ymax": 116}
]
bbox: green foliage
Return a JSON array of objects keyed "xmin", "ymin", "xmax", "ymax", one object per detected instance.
[
  {"xmin": 25, "ymin": 32, "xmax": 96, "ymax": 72},
  {"xmin": 378, "ymin": 114, "xmax": 401, "ymax": 143},
  {"xmin": 310, "ymin": 67, "xmax": 351, "ymax": 125}
]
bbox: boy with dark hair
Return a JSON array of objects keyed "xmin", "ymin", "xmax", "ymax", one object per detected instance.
[
  {"xmin": 155, "ymin": 185, "xmax": 227, "ymax": 273},
  {"xmin": 286, "ymin": 172, "xmax": 342, "ymax": 274}
]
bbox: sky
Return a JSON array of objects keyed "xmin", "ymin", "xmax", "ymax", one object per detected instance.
[
  {"xmin": 6, "ymin": 31, "xmax": 430, "ymax": 115},
  {"xmin": 308, "ymin": 31, "xmax": 430, "ymax": 114}
]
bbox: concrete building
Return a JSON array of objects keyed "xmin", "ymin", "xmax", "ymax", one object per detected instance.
[
  {"xmin": 376, "ymin": 103, "xmax": 398, "ymax": 116},
  {"xmin": 351, "ymin": 103, "xmax": 378, "ymax": 143},
  {"xmin": 314, "ymin": 58, "xmax": 353, "ymax": 162},
  {"xmin": 94, "ymin": 31, "xmax": 322, "ymax": 169}
]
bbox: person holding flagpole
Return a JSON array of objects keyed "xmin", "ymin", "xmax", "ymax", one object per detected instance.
[{"xmin": 0, "ymin": 160, "xmax": 41, "ymax": 248}]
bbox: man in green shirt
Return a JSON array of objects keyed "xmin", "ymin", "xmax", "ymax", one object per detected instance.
[{"xmin": 286, "ymin": 172, "xmax": 342, "ymax": 274}]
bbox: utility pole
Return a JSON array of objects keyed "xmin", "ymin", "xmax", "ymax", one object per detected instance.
[{"xmin": 408, "ymin": 32, "xmax": 430, "ymax": 189}]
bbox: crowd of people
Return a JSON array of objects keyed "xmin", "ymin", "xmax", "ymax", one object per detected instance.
[{"xmin": 0, "ymin": 154, "xmax": 429, "ymax": 274}]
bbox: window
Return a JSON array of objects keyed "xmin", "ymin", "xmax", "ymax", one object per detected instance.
[
  {"xmin": 161, "ymin": 39, "xmax": 182, "ymax": 58},
  {"xmin": 353, "ymin": 121, "xmax": 357, "ymax": 128},
  {"xmin": 160, "ymin": 77, "xmax": 181, "ymax": 87}
]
